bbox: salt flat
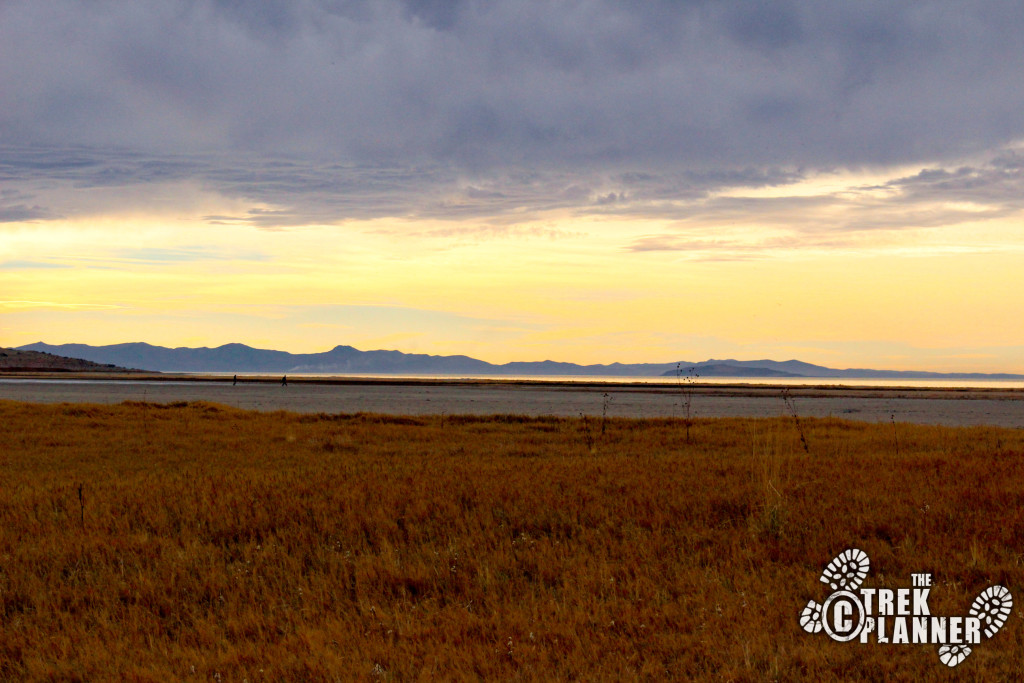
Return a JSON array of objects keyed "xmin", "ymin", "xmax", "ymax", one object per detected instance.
[{"xmin": 2, "ymin": 376, "xmax": 1024, "ymax": 427}]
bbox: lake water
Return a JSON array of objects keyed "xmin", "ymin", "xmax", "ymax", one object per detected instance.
[
  {"xmin": 3, "ymin": 374, "xmax": 1024, "ymax": 390},
  {"xmin": 198, "ymin": 373, "xmax": 1024, "ymax": 390}
]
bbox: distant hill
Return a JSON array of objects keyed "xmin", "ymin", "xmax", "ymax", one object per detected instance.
[
  {"xmin": 661, "ymin": 358, "xmax": 1024, "ymax": 381},
  {"xmin": 15, "ymin": 342, "xmax": 1024, "ymax": 380},
  {"xmin": 16, "ymin": 342, "xmax": 679, "ymax": 375},
  {"xmin": 664, "ymin": 363, "xmax": 800, "ymax": 378},
  {"xmin": 0, "ymin": 347, "xmax": 133, "ymax": 373}
]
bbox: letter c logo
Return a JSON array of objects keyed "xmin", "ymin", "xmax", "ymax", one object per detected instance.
[{"xmin": 821, "ymin": 591, "xmax": 866, "ymax": 642}]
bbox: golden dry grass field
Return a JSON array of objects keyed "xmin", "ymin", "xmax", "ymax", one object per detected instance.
[{"xmin": 1, "ymin": 399, "xmax": 1023, "ymax": 681}]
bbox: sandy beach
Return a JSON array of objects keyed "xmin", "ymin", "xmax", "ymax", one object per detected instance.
[{"xmin": 2, "ymin": 374, "xmax": 1023, "ymax": 427}]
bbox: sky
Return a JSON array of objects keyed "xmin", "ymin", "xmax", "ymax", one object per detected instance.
[{"xmin": 4, "ymin": 1, "xmax": 1024, "ymax": 372}]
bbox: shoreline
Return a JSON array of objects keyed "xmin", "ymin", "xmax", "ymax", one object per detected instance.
[
  {"xmin": 3, "ymin": 369, "xmax": 1024, "ymax": 394},
  {"xmin": 2, "ymin": 372, "xmax": 1024, "ymax": 427}
]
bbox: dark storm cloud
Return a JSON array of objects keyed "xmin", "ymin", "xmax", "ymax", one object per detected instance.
[{"xmin": 3, "ymin": 1, "xmax": 1024, "ymax": 223}]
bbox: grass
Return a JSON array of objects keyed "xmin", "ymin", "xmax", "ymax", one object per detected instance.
[{"xmin": 1, "ymin": 399, "xmax": 1023, "ymax": 680}]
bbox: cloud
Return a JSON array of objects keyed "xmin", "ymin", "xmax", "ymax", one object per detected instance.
[
  {"xmin": 627, "ymin": 237, "xmax": 771, "ymax": 261},
  {"xmin": 6, "ymin": 2, "xmax": 1024, "ymax": 165},
  {"xmin": 0, "ymin": 260, "xmax": 73, "ymax": 269},
  {"xmin": 0, "ymin": 145, "xmax": 806, "ymax": 226},
  {"xmin": 0, "ymin": 300, "xmax": 124, "ymax": 310},
  {"xmin": 109, "ymin": 247, "xmax": 270, "ymax": 264},
  {"xmin": 881, "ymin": 151, "xmax": 1024, "ymax": 209},
  {"xmin": 3, "ymin": 1, "xmax": 1024, "ymax": 227},
  {"xmin": 621, "ymin": 149, "xmax": 1024, "ymax": 257},
  {"xmin": 0, "ymin": 203, "xmax": 56, "ymax": 222},
  {"xmin": 0, "ymin": 187, "xmax": 59, "ymax": 222}
]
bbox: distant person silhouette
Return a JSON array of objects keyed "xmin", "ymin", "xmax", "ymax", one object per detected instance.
[
  {"xmin": 281, "ymin": 375, "xmax": 287, "ymax": 386},
  {"xmin": 233, "ymin": 374, "xmax": 237, "ymax": 385}
]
